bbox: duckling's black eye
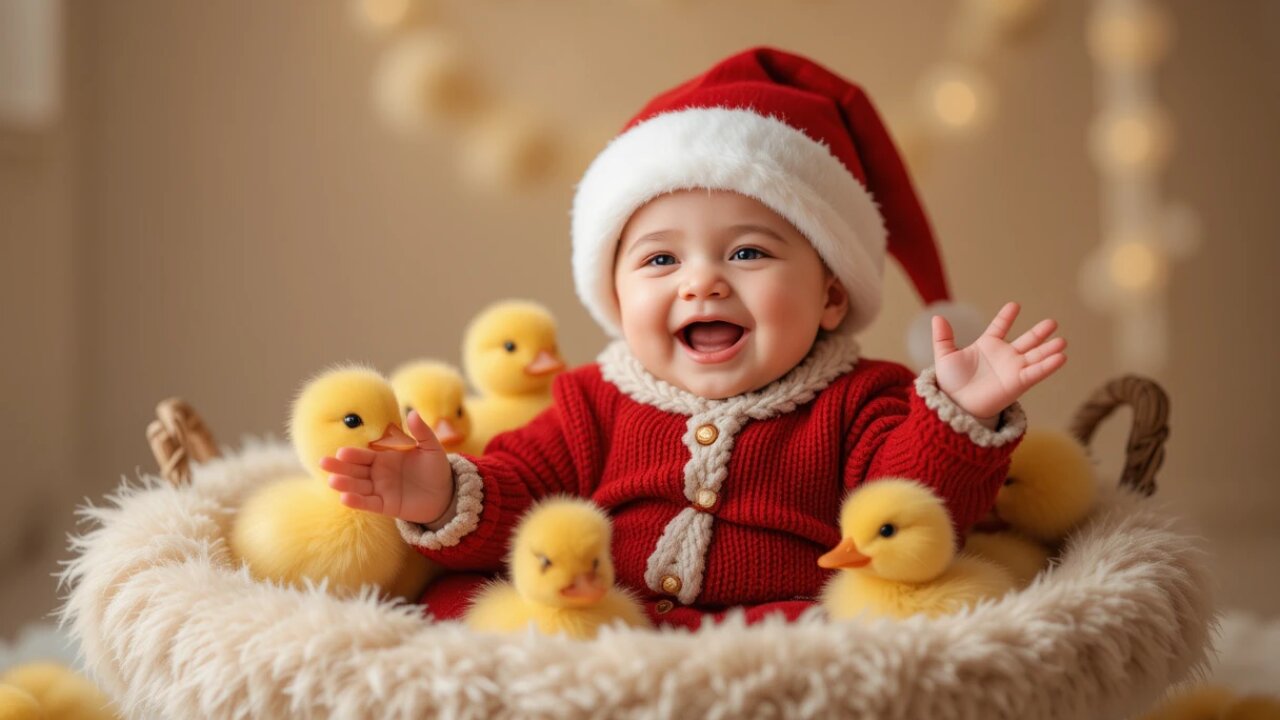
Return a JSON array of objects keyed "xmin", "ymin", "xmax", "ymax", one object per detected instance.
[
  {"xmin": 878, "ymin": 523, "xmax": 896, "ymax": 538},
  {"xmin": 1003, "ymin": 476, "xmax": 1016, "ymax": 487},
  {"xmin": 342, "ymin": 413, "xmax": 363, "ymax": 429},
  {"xmin": 456, "ymin": 407, "xmax": 464, "ymax": 418},
  {"xmin": 537, "ymin": 554, "xmax": 551, "ymax": 572},
  {"xmin": 503, "ymin": 341, "xmax": 517, "ymax": 353},
  {"xmin": 592, "ymin": 558, "xmax": 600, "ymax": 571}
]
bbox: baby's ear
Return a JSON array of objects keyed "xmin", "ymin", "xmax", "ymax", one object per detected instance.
[{"xmin": 820, "ymin": 275, "xmax": 850, "ymax": 331}]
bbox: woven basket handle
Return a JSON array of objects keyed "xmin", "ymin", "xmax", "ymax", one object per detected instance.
[
  {"xmin": 1066, "ymin": 375, "xmax": 1170, "ymax": 496},
  {"xmin": 145, "ymin": 398, "xmax": 220, "ymax": 485}
]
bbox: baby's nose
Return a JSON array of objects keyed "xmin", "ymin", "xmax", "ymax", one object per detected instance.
[{"xmin": 679, "ymin": 267, "xmax": 731, "ymax": 300}]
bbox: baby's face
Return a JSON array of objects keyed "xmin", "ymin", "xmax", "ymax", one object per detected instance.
[{"xmin": 613, "ymin": 189, "xmax": 848, "ymax": 399}]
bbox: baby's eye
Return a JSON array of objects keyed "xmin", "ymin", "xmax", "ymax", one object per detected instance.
[
  {"xmin": 878, "ymin": 523, "xmax": 896, "ymax": 538},
  {"xmin": 537, "ymin": 554, "xmax": 552, "ymax": 572},
  {"xmin": 647, "ymin": 254, "xmax": 676, "ymax": 267},
  {"xmin": 731, "ymin": 248, "xmax": 765, "ymax": 261},
  {"xmin": 503, "ymin": 340, "xmax": 517, "ymax": 353},
  {"xmin": 456, "ymin": 407, "xmax": 464, "ymax": 418},
  {"xmin": 342, "ymin": 413, "xmax": 363, "ymax": 429}
]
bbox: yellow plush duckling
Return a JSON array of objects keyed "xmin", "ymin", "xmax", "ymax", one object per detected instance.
[
  {"xmin": 462, "ymin": 300, "xmax": 565, "ymax": 450},
  {"xmin": 964, "ymin": 429, "xmax": 1098, "ymax": 587},
  {"xmin": 0, "ymin": 662, "xmax": 117, "ymax": 719},
  {"xmin": 230, "ymin": 366, "xmax": 438, "ymax": 598},
  {"xmin": 390, "ymin": 360, "xmax": 478, "ymax": 456},
  {"xmin": 0, "ymin": 684, "xmax": 41, "ymax": 720},
  {"xmin": 819, "ymin": 479, "xmax": 1015, "ymax": 621},
  {"xmin": 465, "ymin": 497, "xmax": 649, "ymax": 640}
]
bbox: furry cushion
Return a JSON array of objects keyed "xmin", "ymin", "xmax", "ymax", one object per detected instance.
[{"xmin": 60, "ymin": 440, "xmax": 1214, "ymax": 719}]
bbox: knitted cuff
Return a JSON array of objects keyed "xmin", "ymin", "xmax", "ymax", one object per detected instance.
[
  {"xmin": 914, "ymin": 367, "xmax": 1027, "ymax": 448},
  {"xmin": 396, "ymin": 454, "xmax": 484, "ymax": 550}
]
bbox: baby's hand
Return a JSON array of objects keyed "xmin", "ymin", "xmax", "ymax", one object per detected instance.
[
  {"xmin": 932, "ymin": 301, "xmax": 1067, "ymax": 420},
  {"xmin": 320, "ymin": 410, "xmax": 454, "ymax": 525}
]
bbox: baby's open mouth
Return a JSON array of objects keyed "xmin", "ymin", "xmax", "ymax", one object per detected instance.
[{"xmin": 679, "ymin": 321, "xmax": 747, "ymax": 354}]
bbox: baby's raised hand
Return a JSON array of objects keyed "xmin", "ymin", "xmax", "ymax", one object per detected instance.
[
  {"xmin": 320, "ymin": 410, "xmax": 455, "ymax": 525},
  {"xmin": 932, "ymin": 301, "xmax": 1067, "ymax": 421}
]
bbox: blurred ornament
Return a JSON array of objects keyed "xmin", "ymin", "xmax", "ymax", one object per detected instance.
[
  {"xmin": 917, "ymin": 64, "xmax": 994, "ymax": 135},
  {"xmin": 1089, "ymin": 104, "xmax": 1173, "ymax": 176},
  {"xmin": 459, "ymin": 108, "xmax": 558, "ymax": 192},
  {"xmin": 1107, "ymin": 235, "xmax": 1168, "ymax": 294},
  {"xmin": 352, "ymin": 0, "xmax": 417, "ymax": 34},
  {"xmin": 1087, "ymin": 0, "xmax": 1172, "ymax": 70},
  {"xmin": 372, "ymin": 30, "xmax": 485, "ymax": 134}
]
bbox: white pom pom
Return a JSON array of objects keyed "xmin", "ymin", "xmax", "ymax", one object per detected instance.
[{"xmin": 906, "ymin": 301, "xmax": 986, "ymax": 370}]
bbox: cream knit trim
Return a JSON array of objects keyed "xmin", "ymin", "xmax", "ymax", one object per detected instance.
[
  {"xmin": 603, "ymin": 333, "xmax": 861, "ymax": 602},
  {"xmin": 396, "ymin": 454, "xmax": 483, "ymax": 550},
  {"xmin": 643, "ymin": 508, "xmax": 715, "ymax": 605},
  {"xmin": 914, "ymin": 367, "xmax": 1027, "ymax": 448}
]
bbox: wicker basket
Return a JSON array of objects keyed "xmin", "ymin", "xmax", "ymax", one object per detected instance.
[{"xmin": 61, "ymin": 377, "xmax": 1212, "ymax": 719}]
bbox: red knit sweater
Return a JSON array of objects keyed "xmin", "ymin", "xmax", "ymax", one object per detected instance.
[{"xmin": 409, "ymin": 341, "xmax": 1024, "ymax": 629}]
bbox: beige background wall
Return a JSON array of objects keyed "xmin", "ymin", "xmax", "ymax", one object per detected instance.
[{"xmin": 1, "ymin": 1, "xmax": 1277, "ymax": 638}]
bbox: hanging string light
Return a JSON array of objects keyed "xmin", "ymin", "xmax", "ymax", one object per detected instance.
[
  {"xmin": 896, "ymin": 0, "xmax": 1046, "ymax": 174},
  {"xmin": 1081, "ymin": 0, "xmax": 1197, "ymax": 373},
  {"xmin": 356, "ymin": 1, "xmax": 1048, "ymax": 192},
  {"xmin": 917, "ymin": 63, "xmax": 995, "ymax": 135},
  {"xmin": 371, "ymin": 29, "xmax": 483, "ymax": 134}
]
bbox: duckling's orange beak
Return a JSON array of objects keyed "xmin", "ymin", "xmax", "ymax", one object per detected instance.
[
  {"xmin": 524, "ymin": 350, "xmax": 565, "ymax": 377},
  {"xmin": 559, "ymin": 571, "xmax": 607, "ymax": 604},
  {"xmin": 433, "ymin": 419, "xmax": 464, "ymax": 449},
  {"xmin": 818, "ymin": 538, "xmax": 871, "ymax": 569},
  {"xmin": 368, "ymin": 423, "xmax": 416, "ymax": 452}
]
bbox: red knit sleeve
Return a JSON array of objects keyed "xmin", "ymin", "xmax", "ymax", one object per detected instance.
[
  {"xmin": 403, "ymin": 368, "xmax": 607, "ymax": 571},
  {"xmin": 842, "ymin": 362, "xmax": 1026, "ymax": 535}
]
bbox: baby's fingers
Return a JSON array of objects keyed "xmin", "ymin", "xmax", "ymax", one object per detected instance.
[
  {"xmin": 1020, "ymin": 352, "xmax": 1067, "ymax": 387},
  {"xmin": 320, "ymin": 456, "xmax": 371, "ymax": 479},
  {"xmin": 328, "ymin": 474, "xmax": 373, "ymax": 496},
  {"xmin": 1010, "ymin": 318, "xmax": 1058, "ymax": 353},
  {"xmin": 1023, "ymin": 336, "xmax": 1067, "ymax": 365},
  {"xmin": 406, "ymin": 410, "xmax": 445, "ymax": 454},
  {"xmin": 338, "ymin": 492, "xmax": 384, "ymax": 515},
  {"xmin": 335, "ymin": 446, "xmax": 377, "ymax": 465}
]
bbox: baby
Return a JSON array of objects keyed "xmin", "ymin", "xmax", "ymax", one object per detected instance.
[{"xmin": 322, "ymin": 47, "xmax": 1066, "ymax": 629}]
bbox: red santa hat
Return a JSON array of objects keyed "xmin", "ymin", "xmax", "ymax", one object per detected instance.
[{"xmin": 572, "ymin": 46, "xmax": 981, "ymax": 365}]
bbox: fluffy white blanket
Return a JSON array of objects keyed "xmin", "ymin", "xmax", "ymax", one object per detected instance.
[{"xmin": 60, "ymin": 440, "xmax": 1214, "ymax": 719}]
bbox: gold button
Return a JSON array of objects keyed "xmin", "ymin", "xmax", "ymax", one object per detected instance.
[
  {"xmin": 696, "ymin": 489, "xmax": 717, "ymax": 508},
  {"xmin": 695, "ymin": 424, "xmax": 718, "ymax": 445},
  {"xmin": 661, "ymin": 575, "xmax": 682, "ymax": 594},
  {"xmin": 655, "ymin": 599, "xmax": 674, "ymax": 614}
]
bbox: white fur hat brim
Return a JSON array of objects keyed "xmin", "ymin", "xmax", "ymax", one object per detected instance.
[{"xmin": 571, "ymin": 107, "xmax": 888, "ymax": 338}]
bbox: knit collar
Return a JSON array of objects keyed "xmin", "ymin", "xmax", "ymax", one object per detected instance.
[{"xmin": 597, "ymin": 332, "xmax": 861, "ymax": 419}]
